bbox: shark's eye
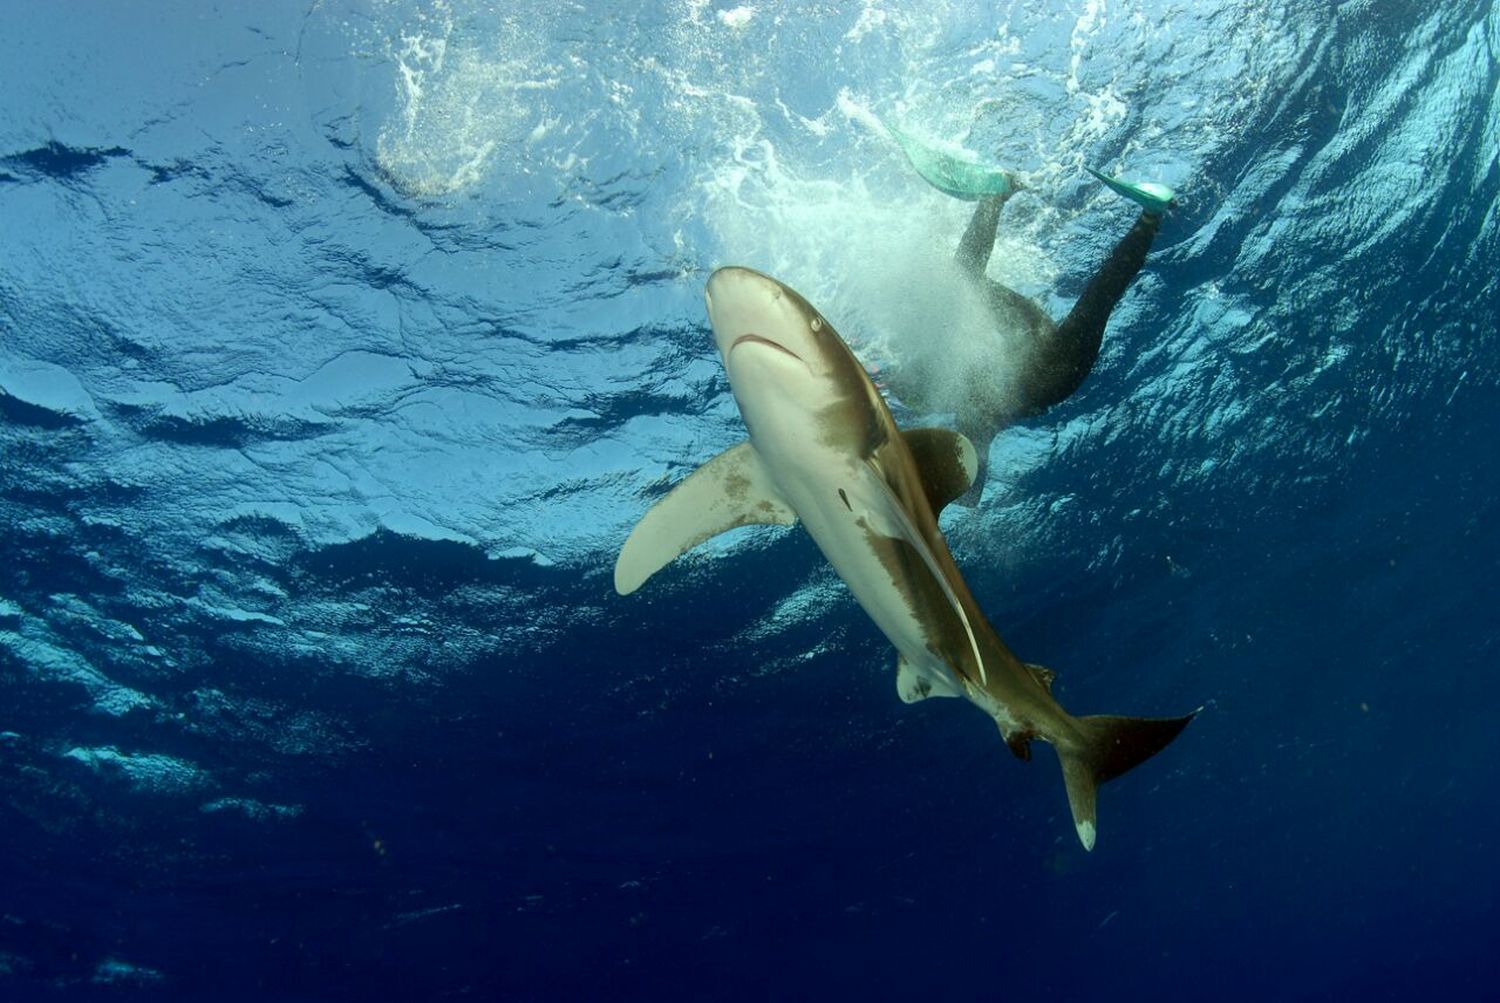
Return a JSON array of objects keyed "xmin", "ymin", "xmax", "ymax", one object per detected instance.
[{"xmin": 810, "ymin": 316, "xmax": 823, "ymax": 332}]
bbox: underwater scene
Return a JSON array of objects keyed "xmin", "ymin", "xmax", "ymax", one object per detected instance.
[{"xmin": 2, "ymin": 0, "xmax": 1497, "ymax": 999}]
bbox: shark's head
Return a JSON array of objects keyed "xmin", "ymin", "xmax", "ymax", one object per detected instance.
[
  {"xmin": 704, "ymin": 267, "xmax": 872, "ymax": 452},
  {"xmin": 704, "ymin": 266, "xmax": 870, "ymax": 451},
  {"xmin": 705, "ymin": 266, "xmax": 833, "ymax": 372}
]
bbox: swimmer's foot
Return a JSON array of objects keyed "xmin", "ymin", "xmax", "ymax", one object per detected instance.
[
  {"xmin": 885, "ymin": 119, "xmax": 1018, "ymax": 202},
  {"xmin": 1086, "ymin": 166, "xmax": 1176, "ymax": 216}
]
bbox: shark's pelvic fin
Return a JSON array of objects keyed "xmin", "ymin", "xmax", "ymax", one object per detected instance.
[
  {"xmin": 614, "ymin": 441, "xmax": 796, "ymax": 595},
  {"xmin": 896, "ymin": 655, "xmax": 932, "ymax": 704},
  {"xmin": 896, "ymin": 654, "xmax": 964, "ymax": 704},
  {"xmin": 1056, "ymin": 710, "xmax": 1200, "ymax": 851},
  {"xmin": 900, "ymin": 428, "xmax": 978, "ymax": 516}
]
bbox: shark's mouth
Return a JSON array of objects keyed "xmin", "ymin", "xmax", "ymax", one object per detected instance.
[{"xmin": 730, "ymin": 333, "xmax": 802, "ymax": 361}]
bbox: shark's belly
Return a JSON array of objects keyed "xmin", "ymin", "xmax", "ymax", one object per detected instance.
[
  {"xmin": 791, "ymin": 488, "xmax": 941, "ymax": 665},
  {"xmin": 747, "ymin": 423, "xmax": 966, "ymax": 688}
]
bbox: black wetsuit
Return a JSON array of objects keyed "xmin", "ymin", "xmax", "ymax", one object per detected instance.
[
  {"xmin": 943, "ymin": 194, "xmax": 1163, "ymax": 502},
  {"xmin": 957, "ymin": 194, "xmax": 1161, "ymax": 417}
]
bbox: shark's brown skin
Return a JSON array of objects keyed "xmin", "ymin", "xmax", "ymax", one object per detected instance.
[{"xmin": 616, "ymin": 266, "xmax": 1194, "ymax": 849}]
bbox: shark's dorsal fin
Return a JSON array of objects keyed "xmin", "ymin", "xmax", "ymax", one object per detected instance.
[
  {"xmin": 896, "ymin": 654, "xmax": 963, "ymax": 704},
  {"xmin": 901, "ymin": 428, "xmax": 978, "ymax": 516},
  {"xmin": 1024, "ymin": 661, "xmax": 1056, "ymax": 693},
  {"xmin": 614, "ymin": 442, "xmax": 796, "ymax": 595}
]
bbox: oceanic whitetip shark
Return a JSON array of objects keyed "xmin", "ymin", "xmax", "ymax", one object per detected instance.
[{"xmin": 615, "ymin": 266, "xmax": 1195, "ymax": 849}]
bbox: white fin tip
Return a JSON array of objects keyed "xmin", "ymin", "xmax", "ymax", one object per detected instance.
[{"xmin": 1076, "ymin": 820, "xmax": 1096, "ymax": 852}]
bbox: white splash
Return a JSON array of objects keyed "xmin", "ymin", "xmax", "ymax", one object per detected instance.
[{"xmin": 373, "ymin": 0, "xmax": 559, "ymax": 197}]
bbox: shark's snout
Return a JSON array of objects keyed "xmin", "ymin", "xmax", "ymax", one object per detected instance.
[{"xmin": 706, "ymin": 266, "xmax": 793, "ymax": 359}]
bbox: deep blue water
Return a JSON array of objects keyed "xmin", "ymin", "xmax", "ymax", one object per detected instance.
[{"xmin": 2, "ymin": 1, "xmax": 1498, "ymax": 999}]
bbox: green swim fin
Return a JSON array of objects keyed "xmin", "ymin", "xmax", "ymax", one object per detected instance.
[
  {"xmin": 1085, "ymin": 166, "xmax": 1175, "ymax": 215},
  {"xmin": 884, "ymin": 119, "xmax": 1016, "ymax": 202}
]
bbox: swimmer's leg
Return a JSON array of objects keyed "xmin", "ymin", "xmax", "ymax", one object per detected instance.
[
  {"xmin": 1024, "ymin": 171, "xmax": 1174, "ymax": 411},
  {"xmin": 955, "ymin": 194, "xmax": 1006, "ymax": 280},
  {"xmin": 954, "ymin": 168, "xmax": 1025, "ymax": 280}
]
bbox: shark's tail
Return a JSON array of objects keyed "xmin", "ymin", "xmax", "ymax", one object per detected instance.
[{"xmin": 1056, "ymin": 710, "xmax": 1198, "ymax": 851}]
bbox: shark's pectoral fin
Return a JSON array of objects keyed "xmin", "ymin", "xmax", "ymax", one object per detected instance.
[
  {"xmin": 896, "ymin": 654, "xmax": 963, "ymax": 704},
  {"xmin": 901, "ymin": 428, "xmax": 978, "ymax": 516},
  {"xmin": 614, "ymin": 441, "xmax": 796, "ymax": 595}
]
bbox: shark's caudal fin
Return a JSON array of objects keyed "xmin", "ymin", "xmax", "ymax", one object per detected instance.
[{"xmin": 1056, "ymin": 710, "xmax": 1198, "ymax": 851}]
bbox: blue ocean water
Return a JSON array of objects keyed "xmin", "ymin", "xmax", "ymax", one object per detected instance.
[{"xmin": 2, "ymin": 0, "xmax": 1497, "ymax": 998}]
